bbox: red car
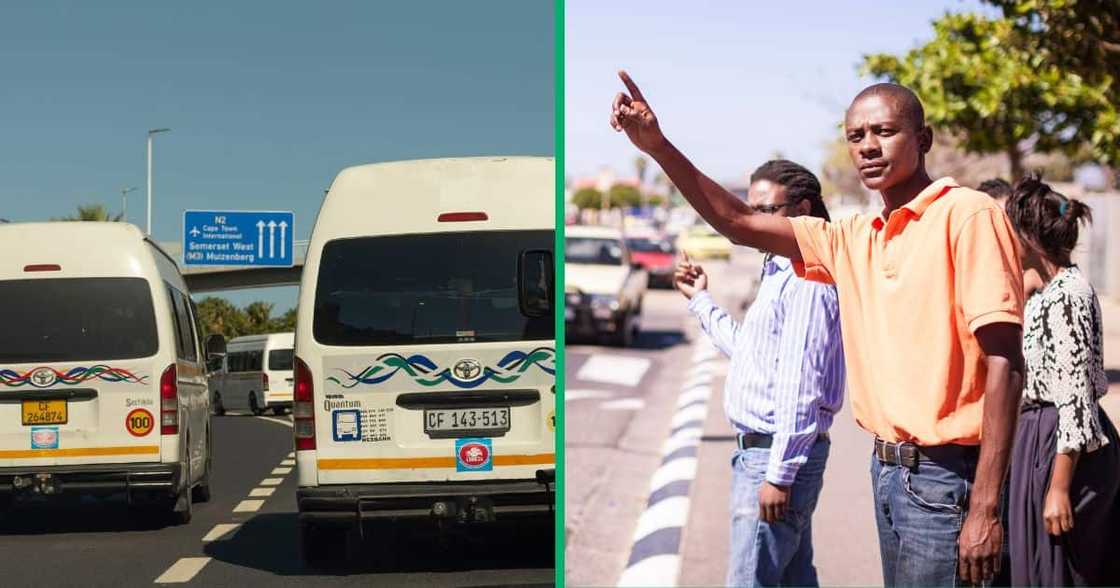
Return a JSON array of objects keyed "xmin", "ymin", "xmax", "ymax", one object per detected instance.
[{"xmin": 626, "ymin": 237, "xmax": 676, "ymax": 288}]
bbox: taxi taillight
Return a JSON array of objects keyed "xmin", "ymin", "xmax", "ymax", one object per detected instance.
[
  {"xmin": 262, "ymin": 373, "xmax": 269, "ymax": 391},
  {"xmin": 437, "ymin": 212, "xmax": 488, "ymax": 222},
  {"xmin": 293, "ymin": 356, "xmax": 315, "ymax": 450},
  {"xmin": 160, "ymin": 364, "xmax": 179, "ymax": 435}
]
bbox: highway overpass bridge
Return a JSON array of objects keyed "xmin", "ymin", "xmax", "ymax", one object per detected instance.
[{"xmin": 160, "ymin": 240, "xmax": 308, "ymax": 293}]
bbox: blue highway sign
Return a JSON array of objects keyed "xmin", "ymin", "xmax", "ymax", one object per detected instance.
[{"xmin": 182, "ymin": 210, "xmax": 294, "ymax": 267}]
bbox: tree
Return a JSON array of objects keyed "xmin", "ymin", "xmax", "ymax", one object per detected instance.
[
  {"xmin": 52, "ymin": 203, "xmax": 124, "ymax": 222},
  {"xmin": 571, "ymin": 187, "xmax": 604, "ymax": 210},
  {"xmin": 985, "ymin": 0, "xmax": 1119, "ymax": 85},
  {"xmin": 195, "ymin": 297, "xmax": 249, "ymax": 339},
  {"xmin": 244, "ymin": 301, "xmax": 275, "ymax": 335},
  {"xmin": 608, "ymin": 184, "xmax": 642, "ymax": 209},
  {"xmin": 272, "ymin": 307, "xmax": 298, "ymax": 332},
  {"xmin": 863, "ymin": 12, "xmax": 1115, "ymax": 178}
]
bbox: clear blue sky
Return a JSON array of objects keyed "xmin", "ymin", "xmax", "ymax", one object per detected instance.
[
  {"xmin": 0, "ymin": 1, "xmax": 554, "ymax": 312},
  {"xmin": 566, "ymin": 0, "xmax": 993, "ymax": 185}
]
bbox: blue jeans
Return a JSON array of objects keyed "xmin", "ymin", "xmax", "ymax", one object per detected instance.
[
  {"xmin": 870, "ymin": 448, "xmax": 976, "ymax": 587},
  {"xmin": 727, "ymin": 437, "xmax": 829, "ymax": 587}
]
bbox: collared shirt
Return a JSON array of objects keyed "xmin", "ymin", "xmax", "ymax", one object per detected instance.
[
  {"xmin": 789, "ymin": 177, "xmax": 1025, "ymax": 446},
  {"xmin": 688, "ymin": 254, "xmax": 845, "ymax": 485}
]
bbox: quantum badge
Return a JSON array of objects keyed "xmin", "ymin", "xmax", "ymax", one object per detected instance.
[
  {"xmin": 456, "ymin": 438, "xmax": 492, "ymax": 472},
  {"xmin": 332, "ymin": 409, "xmax": 362, "ymax": 442},
  {"xmin": 31, "ymin": 426, "xmax": 59, "ymax": 449}
]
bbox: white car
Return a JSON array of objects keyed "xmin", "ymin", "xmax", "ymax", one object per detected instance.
[
  {"xmin": 565, "ymin": 225, "xmax": 648, "ymax": 346},
  {"xmin": 0, "ymin": 222, "xmax": 220, "ymax": 524},
  {"xmin": 293, "ymin": 157, "xmax": 556, "ymax": 566}
]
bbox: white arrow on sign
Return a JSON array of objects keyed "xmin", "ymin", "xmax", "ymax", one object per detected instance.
[
  {"xmin": 256, "ymin": 220, "xmax": 266, "ymax": 257},
  {"xmin": 268, "ymin": 220, "xmax": 277, "ymax": 258},
  {"xmin": 278, "ymin": 220, "xmax": 288, "ymax": 258},
  {"xmin": 189, "ymin": 226, "xmax": 200, "ymax": 237}
]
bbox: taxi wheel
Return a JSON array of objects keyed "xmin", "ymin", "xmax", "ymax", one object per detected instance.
[
  {"xmin": 613, "ymin": 312, "xmax": 636, "ymax": 347},
  {"xmin": 169, "ymin": 451, "xmax": 193, "ymax": 525},
  {"xmin": 249, "ymin": 392, "xmax": 263, "ymax": 416},
  {"xmin": 272, "ymin": 406, "xmax": 286, "ymax": 416},
  {"xmin": 212, "ymin": 392, "xmax": 226, "ymax": 416}
]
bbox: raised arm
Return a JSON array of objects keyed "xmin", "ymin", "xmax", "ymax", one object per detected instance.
[{"xmin": 609, "ymin": 71, "xmax": 801, "ymax": 260}]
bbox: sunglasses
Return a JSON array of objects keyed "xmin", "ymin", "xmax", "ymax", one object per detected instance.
[{"xmin": 748, "ymin": 201, "xmax": 799, "ymax": 214}]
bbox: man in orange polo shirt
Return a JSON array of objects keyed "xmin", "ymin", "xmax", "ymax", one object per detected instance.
[{"xmin": 609, "ymin": 72, "xmax": 1024, "ymax": 586}]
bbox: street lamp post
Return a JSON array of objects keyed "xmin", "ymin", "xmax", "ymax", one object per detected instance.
[
  {"xmin": 146, "ymin": 128, "xmax": 171, "ymax": 235},
  {"xmin": 120, "ymin": 186, "xmax": 137, "ymax": 223}
]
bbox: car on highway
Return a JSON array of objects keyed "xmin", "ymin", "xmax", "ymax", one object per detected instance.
[
  {"xmin": 625, "ymin": 229, "xmax": 677, "ymax": 289},
  {"xmin": 0, "ymin": 222, "xmax": 222, "ymax": 524},
  {"xmin": 208, "ymin": 332, "xmax": 294, "ymax": 416},
  {"xmin": 293, "ymin": 157, "xmax": 556, "ymax": 565},
  {"xmin": 565, "ymin": 225, "xmax": 648, "ymax": 346},
  {"xmin": 675, "ymin": 223, "xmax": 733, "ymax": 260}
]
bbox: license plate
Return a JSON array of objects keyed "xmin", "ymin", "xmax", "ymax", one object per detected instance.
[
  {"xmin": 22, "ymin": 399, "xmax": 67, "ymax": 426},
  {"xmin": 424, "ymin": 407, "xmax": 510, "ymax": 437}
]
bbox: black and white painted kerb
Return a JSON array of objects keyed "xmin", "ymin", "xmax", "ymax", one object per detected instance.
[{"xmin": 617, "ymin": 338, "xmax": 720, "ymax": 587}]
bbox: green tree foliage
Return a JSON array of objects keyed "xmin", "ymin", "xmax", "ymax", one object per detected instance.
[
  {"xmin": 571, "ymin": 187, "xmax": 604, "ymax": 209},
  {"xmin": 607, "ymin": 184, "xmax": 642, "ymax": 208},
  {"xmin": 862, "ymin": 12, "xmax": 1116, "ymax": 178},
  {"xmin": 985, "ymin": 0, "xmax": 1118, "ymax": 85},
  {"xmin": 194, "ymin": 296, "xmax": 294, "ymax": 339},
  {"xmin": 52, "ymin": 203, "xmax": 124, "ymax": 222}
]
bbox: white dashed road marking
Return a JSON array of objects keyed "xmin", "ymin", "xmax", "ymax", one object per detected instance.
[
  {"xmin": 271, "ymin": 467, "xmax": 292, "ymax": 475},
  {"xmin": 257, "ymin": 416, "xmax": 293, "ymax": 428},
  {"xmin": 280, "ymin": 459, "xmax": 295, "ymax": 466},
  {"xmin": 260, "ymin": 477, "xmax": 283, "ymax": 486},
  {"xmin": 201, "ymin": 524, "xmax": 241, "ymax": 543},
  {"xmin": 249, "ymin": 487, "xmax": 275, "ymax": 497},
  {"xmin": 576, "ymin": 355, "xmax": 651, "ymax": 387},
  {"xmin": 233, "ymin": 499, "xmax": 264, "ymax": 513},
  {"xmin": 154, "ymin": 557, "xmax": 211, "ymax": 583}
]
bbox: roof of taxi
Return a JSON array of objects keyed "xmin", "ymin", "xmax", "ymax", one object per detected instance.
[
  {"xmin": 0, "ymin": 222, "xmax": 175, "ymax": 278},
  {"xmin": 313, "ymin": 156, "xmax": 554, "ymax": 240}
]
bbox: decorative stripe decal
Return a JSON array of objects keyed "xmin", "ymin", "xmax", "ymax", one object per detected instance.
[
  {"xmin": 0, "ymin": 445, "xmax": 160, "ymax": 459},
  {"xmin": 317, "ymin": 453, "xmax": 555, "ymax": 470},
  {"xmin": 326, "ymin": 347, "xmax": 556, "ymax": 390},
  {"xmin": 0, "ymin": 365, "xmax": 149, "ymax": 388}
]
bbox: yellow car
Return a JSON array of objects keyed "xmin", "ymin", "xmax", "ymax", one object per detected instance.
[{"xmin": 675, "ymin": 225, "xmax": 732, "ymax": 260}]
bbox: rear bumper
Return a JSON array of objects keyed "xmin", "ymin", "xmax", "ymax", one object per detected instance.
[
  {"xmin": 0, "ymin": 462, "xmax": 182, "ymax": 499},
  {"xmin": 298, "ymin": 469, "xmax": 555, "ymax": 525}
]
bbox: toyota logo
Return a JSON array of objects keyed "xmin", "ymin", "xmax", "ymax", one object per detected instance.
[
  {"xmin": 30, "ymin": 367, "xmax": 57, "ymax": 388},
  {"xmin": 453, "ymin": 359, "xmax": 483, "ymax": 381}
]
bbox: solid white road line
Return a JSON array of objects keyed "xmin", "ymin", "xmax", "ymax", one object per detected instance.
[
  {"xmin": 233, "ymin": 499, "xmax": 264, "ymax": 513},
  {"xmin": 576, "ymin": 355, "xmax": 651, "ymax": 387},
  {"xmin": 201, "ymin": 523, "xmax": 241, "ymax": 543},
  {"xmin": 271, "ymin": 467, "xmax": 292, "ymax": 475},
  {"xmin": 259, "ymin": 477, "xmax": 283, "ymax": 486},
  {"xmin": 154, "ymin": 557, "xmax": 211, "ymax": 584},
  {"xmin": 249, "ymin": 487, "xmax": 275, "ymax": 498}
]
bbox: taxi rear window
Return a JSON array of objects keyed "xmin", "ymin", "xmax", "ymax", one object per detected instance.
[{"xmin": 0, "ymin": 277, "xmax": 158, "ymax": 363}]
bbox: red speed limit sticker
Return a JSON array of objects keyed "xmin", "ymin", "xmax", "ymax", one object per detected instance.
[{"xmin": 126, "ymin": 408, "xmax": 155, "ymax": 437}]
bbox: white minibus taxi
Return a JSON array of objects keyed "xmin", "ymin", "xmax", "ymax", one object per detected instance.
[
  {"xmin": 0, "ymin": 222, "xmax": 220, "ymax": 524},
  {"xmin": 209, "ymin": 332, "xmax": 294, "ymax": 416},
  {"xmin": 294, "ymin": 157, "xmax": 556, "ymax": 564}
]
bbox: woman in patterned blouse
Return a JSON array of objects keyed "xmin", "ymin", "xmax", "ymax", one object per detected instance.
[{"xmin": 1004, "ymin": 176, "xmax": 1120, "ymax": 586}]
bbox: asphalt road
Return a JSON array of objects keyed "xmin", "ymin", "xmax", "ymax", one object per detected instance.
[{"xmin": 0, "ymin": 413, "xmax": 553, "ymax": 587}]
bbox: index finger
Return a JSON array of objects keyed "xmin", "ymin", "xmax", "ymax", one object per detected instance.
[
  {"xmin": 618, "ymin": 70, "xmax": 646, "ymax": 103},
  {"xmin": 682, "ymin": 251, "xmax": 692, "ymax": 264}
]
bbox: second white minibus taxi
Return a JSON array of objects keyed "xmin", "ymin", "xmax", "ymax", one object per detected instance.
[
  {"xmin": 293, "ymin": 157, "xmax": 556, "ymax": 564},
  {"xmin": 209, "ymin": 332, "xmax": 294, "ymax": 416}
]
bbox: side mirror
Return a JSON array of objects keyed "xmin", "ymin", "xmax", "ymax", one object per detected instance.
[
  {"xmin": 518, "ymin": 249, "xmax": 554, "ymax": 318},
  {"xmin": 205, "ymin": 334, "xmax": 227, "ymax": 357}
]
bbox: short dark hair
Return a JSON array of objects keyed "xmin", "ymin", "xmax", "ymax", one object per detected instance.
[
  {"xmin": 749, "ymin": 159, "xmax": 831, "ymax": 222},
  {"xmin": 977, "ymin": 178, "xmax": 1013, "ymax": 200},
  {"xmin": 1004, "ymin": 174, "xmax": 1091, "ymax": 264},
  {"xmin": 850, "ymin": 83, "xmax": 926, "ymax": 131}
]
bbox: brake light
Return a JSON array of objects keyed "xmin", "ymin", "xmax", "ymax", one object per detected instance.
[
  {"xmin": 160, "ymin": 364, "xmax": 178, "ymax": 435},
  {"xmin": 437, "ymin": 212, "xmax": 488, "ymax": 222},
  {"xmin": 24, "ymin": 264, "xmax": 61, "ymax": 272},
  {"xmin": 262, "ymin": 373, "xmax": 270, "ymax": 391},
  {"xmin": 293, "ymin": 356, "xmax": 315, "ymax": 450}
]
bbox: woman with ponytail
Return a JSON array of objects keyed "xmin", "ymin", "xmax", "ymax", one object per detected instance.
[{"xmin": 1004, "ymin": 175, "xmax": 1120, "ymax": 586}]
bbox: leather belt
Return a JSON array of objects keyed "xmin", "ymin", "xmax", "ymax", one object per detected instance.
[
  {"xmin": 737, "ymin": 432, "xmax": 829, "ymax": 451},
  {"xmin": 874, "ymin": 437, "xmax": 979, "ymax": 469}
]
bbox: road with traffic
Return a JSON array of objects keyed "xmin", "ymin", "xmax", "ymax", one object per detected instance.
[{"xmin": 0, "ymin": 413, "xmax": 553, "ymax": 587}]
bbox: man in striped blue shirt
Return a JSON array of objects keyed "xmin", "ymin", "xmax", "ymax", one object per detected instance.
[{"xmin": 675, "ymin": 160, "xmax": 846, "ymax": 587}]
